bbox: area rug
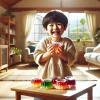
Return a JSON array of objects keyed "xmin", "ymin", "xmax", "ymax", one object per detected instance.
[
  {"xmin": 72, "ymin": 65, "xmax": 100, "ymax": 81},
  {"xmin": 0, "ymin": 68, "xmax": 15, "ymax": 80},
  {"xmin": 0, "ymin": 64, "xmax": 99, "ymax": 81},
  {"xmin": 86, "ymin": 69, "xmax": 100, "ymax": 79}
]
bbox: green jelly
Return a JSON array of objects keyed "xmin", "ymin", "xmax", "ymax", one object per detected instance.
[{"xmin": 41, "ymin": 80, "xmax": 53, "ymax": 89}]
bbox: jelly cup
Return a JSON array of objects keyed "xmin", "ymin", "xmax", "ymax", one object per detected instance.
[
  {"xmin": 31, "ymin": 78, "xmax": 42, "ymax": 88},
  {"xmin": 50, "ymin": 76, "xmax": 61, "ymax": 87},
  {"xmin": 52, "ymin": 42, "xmax": 63, "ymax": 53},
  {"xmin": 53, "ymin": 44, "xmax": 59, "ymax": 53},
  {"xmin": 55, "ymin": 79, "xmax": 68, "ymax": 90},
  {"xmin": 65, "ymin": 76, "xmax": 76, "ymax": 89},
  {"xmin": 41, "ymin": 80, "xmax": 53, "ymax": 89}
]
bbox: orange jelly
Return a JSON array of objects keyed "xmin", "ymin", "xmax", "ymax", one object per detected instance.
[
  {"xmin": 52, "ymin": 42, "xmax": 62, "ymax": 53},
  {"xmin": 53, "ymin": 44, "xmax": 59, "ymax": 53},
  {"xmin": 31, "ymin": 78, "xmax": 42, "ymax": 88}
]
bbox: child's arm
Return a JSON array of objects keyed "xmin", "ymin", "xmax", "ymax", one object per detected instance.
[{"xmin": 39, "ymin": 44, "xmax": 55, "ymax": 63}]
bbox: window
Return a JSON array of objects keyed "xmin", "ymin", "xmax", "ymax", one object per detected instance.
[
  {"xmin": 27, "ymin": 12, "xmax": 92, "ymax": 42},
  {"xmin": 26, "ymin": 13, "xmax": 47, "ymax": 42},
  {"xmin": 68, "ymin": 13, "xmax": 91, "ymax": 40}
]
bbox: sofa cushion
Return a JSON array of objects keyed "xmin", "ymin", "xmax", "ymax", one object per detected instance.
[
  {"xmin": 84, "ymin": 53, "xmax": 91, "ymax": 60},
  {"xmin": 97, "ymin": 56, "xmax": 100, "ymax": 63},
  {"xmin": 90, "ymin": 53, "xmax": 100, "ymax": 63},
  {"xmin": 84, "ymin": 46, "xmax": 100, "ymax": 67},
  {"xmin": 84, "ymin": 53, "xmax": 100, "ymax": 63},
  {"xmin": 27, "ymin": 44, "xmax": 37, "ymax": 53},
  {"xmin": 93, "ymin": 44, "xmax": 100, "ymax": 53}
]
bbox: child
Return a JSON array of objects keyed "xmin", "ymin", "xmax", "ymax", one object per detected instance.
[{"xmin": 33, "ymin": 10, "xmax": 76, "ymax": 100}]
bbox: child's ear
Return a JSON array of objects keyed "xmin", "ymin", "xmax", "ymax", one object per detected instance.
[
  {"xmin": 44, "ymin": 28, "xmax": 47, "ymax": 31},
  {"xmin": 64, "ymin": 26, "xmax": 67, "ymax": 30}
]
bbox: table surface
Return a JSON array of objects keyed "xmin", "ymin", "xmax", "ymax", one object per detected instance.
[{"xmin": 11, "ymin": 82, "xmax": 96, "ymax": 100}]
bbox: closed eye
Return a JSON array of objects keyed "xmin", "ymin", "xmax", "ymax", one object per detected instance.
[
  {"xmin": 48, "ymin": 24, "xmax": 53, "ymax": 27},
  {"xmin": 57, "ymin": 23, "xmax": 62, "ymax": 26}
]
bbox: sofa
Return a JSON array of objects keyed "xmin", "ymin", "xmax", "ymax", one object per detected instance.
[
  {"xmin": 24, "ymin": 44, "xmax": 37, "ymax": 64},
  {"xmin": 84, "ymin": 44, "xmax": 100, "ymax": 69}
]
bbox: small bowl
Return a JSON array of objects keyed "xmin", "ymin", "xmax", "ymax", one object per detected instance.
[
  {"xmin": 50, "ymin": 76, "xmax": 61, "ymax": 85},
  {"xmin": 65, "ymin": 76, "xmax": 76, "ymax": 88},
  {"xmin": 55, "ymin": 79, "xmax": 68, "ymax": 90},
  {"xmin": 41, "ymin": 80, "xmax": 53, "ymax": 89},
  {"xmin": 31, "ymin": 78, "xmax": 42, "ymax": 88}
]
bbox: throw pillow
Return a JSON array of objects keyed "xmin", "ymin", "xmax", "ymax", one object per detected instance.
[
  {"xmin": 28, "ymin": 44, "xmax": 37, "ymax": 53},
  {"xmin": 93, "ymin": 44, "xmax": 100, "ymax": 53}
]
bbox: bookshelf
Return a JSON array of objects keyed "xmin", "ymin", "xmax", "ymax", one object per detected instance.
[
  {"xmin": 0, "ymin": 16, "xmax": 17, "ymax": 67},
  {"xmin": 0, "ymin": 45, "xmax": 8, "ymax": 71}
]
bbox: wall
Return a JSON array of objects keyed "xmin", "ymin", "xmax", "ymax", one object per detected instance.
[
  {"xmin": 1, "ymin": 1, "xmax": 98, "ymax": 62},
  {"xmin": 12, "ymin": 0, "xmax": 100, "ymax": 8},
  {"xmin": 0, "ymin": 6, "xmax": 6, "ymax": 14}
]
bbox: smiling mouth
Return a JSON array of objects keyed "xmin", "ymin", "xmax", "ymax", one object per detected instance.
[{"xmin": 52, "ymin": 32, "xmax": 60, "ymax": 35}]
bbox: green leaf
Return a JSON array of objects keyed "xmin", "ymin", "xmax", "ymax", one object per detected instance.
[
  {"xmin": 12, "ymin": 47, "xmax": 22, "ymax": 55},
  {"xmin": 77, "ymin": 38, "xmax": 81, "ymax": 43},
  {"xmin": 80, "ymin": 18, "xmax": 86, "ymax": 25}
]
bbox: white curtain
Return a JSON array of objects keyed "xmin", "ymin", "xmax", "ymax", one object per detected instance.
[
  {"xmin": 21, "ymin": 11, "xmax": 36, "ymax": 47},
  {"xmin": 13, "ymin": 11, "xmax": 36, "ymax": 61},
  {"xmin": 85, "ymin": 11, "xmax": 100, "ymax": 46}
]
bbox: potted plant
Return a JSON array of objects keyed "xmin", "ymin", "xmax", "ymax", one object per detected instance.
[
  {"xmin": 80, "ymin": 18, "xmax": 86, "ymax": 33},
  {"xmin": 94, "ymin": 27, "xmax": 100, "ymax": 45},
  {"xmin": 1, "ymin": 10, "xmax": 16, "ymax": 23},
  {"xmin": 77, "ymin": 18, "xmax": 90, "ymax": 50},
  {"xmin": 12, "ymin": 47, "xmax": 22, "ymax": 63},
  {"xmin": 77, "ymin": 37, "xmax": 86, "ymax": 50},
  {"xmin": 0, "ymin": 35, "xmax": 5, "ymax": 45},
  {"xmin": 13, "ymin": 47, "xmax": 22, "ymax": 55}
]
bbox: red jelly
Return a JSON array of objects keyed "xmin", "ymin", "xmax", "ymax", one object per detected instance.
[
  {"xmin": 50, "ymin": 76, "xmax": 61, "ymax": 87},
  {"xmin": 55, "ymin": 79, "xmax": 68, "ymax": 90},
  {"xmin": 65, "ymin": 76, "xmax": 76, "ymax": 88},
  {"xmin": 31, "ymin": 78, "xmax": 42, "ymax": 88}
]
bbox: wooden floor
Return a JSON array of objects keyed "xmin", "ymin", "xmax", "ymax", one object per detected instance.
[{"xmin": 0, "ymin": 64, "xmax": 100, "ymax": 100}]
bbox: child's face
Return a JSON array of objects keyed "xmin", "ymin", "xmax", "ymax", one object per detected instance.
[{"xmin": 44, "ymin": 22, "xmax": 67, "ymax": 40}]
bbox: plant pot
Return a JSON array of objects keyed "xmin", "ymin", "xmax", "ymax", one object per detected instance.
[
  {"xmin": 11, "ymin": 17, "xmax": 16, "ymax": 23},
  {"xmin": 3, "ymin": 25, "xmax": 8, "ymax": 33},
  {"xmin": 13, "ymin": 55, "xmax": 21, "ymax": 63},
  {"xmin": 0, "ymin": 38, "xmax": 5, "ymax": 44}
]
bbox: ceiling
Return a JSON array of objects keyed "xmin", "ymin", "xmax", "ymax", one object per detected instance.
[
  {"xmin": 0, "ymin": 0, "xmax": 22, "ymax": 9},
  {"xmin": 0, "ymin": 0, "xmax": 100, "ymax": 11}
]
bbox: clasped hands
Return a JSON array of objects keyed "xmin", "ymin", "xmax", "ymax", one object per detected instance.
[{"xmin": 47, "ymin": 44, "xmax": 64, "ymax": 56}]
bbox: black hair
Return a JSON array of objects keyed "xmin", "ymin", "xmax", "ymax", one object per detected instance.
[{"xmin": 42, "ymin": 10, "xmax": 68, "ymax": 29}]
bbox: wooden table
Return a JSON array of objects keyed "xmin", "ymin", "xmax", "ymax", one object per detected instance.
[{"xmin": 11, "ymin": 82, "xmax": 96, "ymax": 100}]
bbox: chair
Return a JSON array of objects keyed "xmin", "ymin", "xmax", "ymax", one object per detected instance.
[{"xmin": 24, "ymin": 44, "xmax": 37, "ymax": 64}]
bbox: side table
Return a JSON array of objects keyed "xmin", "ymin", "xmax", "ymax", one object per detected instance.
[
  {"xmin": 11, "ymin": 82, "xmax": 96, "ymax": 100},
  {"xmin": 78, "ymin": 50, "xmax": 87, "ymax": 65}
]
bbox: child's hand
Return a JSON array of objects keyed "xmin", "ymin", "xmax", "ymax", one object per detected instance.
[
  {"xmin": 47, "ymin": 44, "xmax": 55, "ymax": 56},
  {"xmin": 56, "ymin": 44, "xmax": 64, "ymax": 55},
  {"xmin": 56, "ymin": 45, "xmax": 68, "ymax": 62}
]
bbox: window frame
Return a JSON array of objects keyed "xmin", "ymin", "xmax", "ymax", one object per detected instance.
[{"xmin": 27, "ymin": 12, "xmax": 92, "ymax": 43}]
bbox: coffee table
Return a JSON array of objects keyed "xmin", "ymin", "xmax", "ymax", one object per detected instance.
[{"xmin": 11, "ymin": 82, "xmax": 96, "ymax": 100}]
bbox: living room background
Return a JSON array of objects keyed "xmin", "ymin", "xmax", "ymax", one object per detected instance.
[
  {"xmin": 26, "ymin": 12, "xmax": 91, "ymax": 43},
  {"xmin": 0, "ymin": 0, "xmax": 100, "ymax": 62}
]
